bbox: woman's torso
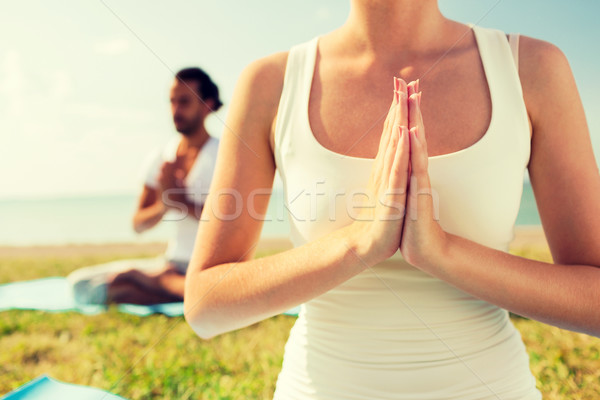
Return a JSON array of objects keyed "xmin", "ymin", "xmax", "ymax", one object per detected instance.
[{"xmin": 270, "ymin": 23, "xmax": 540, "ymax": 399}]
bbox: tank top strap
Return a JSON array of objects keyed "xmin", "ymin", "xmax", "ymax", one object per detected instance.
[
  {"xmin": 508, "ymin": 33, "xmax": 520, "ymax": 71},
  {"xmin": 274, "ymin": 36, "xmax": 319, "ymax": 158},
  {"xmin": 472, "ymin": 25, "xmax": 520, "ymax": 94},
  {"xmin": 470, "ymin": 25, "xmax": 530, "ymax": 163}
]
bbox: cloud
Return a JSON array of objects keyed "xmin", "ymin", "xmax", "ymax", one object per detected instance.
[{"xmin": 94, "ymin": 38, "xmax": 131, "ymax": 56}]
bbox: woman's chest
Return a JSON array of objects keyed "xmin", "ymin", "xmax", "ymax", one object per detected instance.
[{"xmin": 308, "ymin": 52, "xmax": 492, "ymax": 159}]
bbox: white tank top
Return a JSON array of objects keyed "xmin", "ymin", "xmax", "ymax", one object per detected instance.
[
  {"xmin": 142, "ymin": 135, "xmax": 219, "ymax": 264},
  {"xmin": 272, "ymin": 25, "xmax": 541, "ymax": 399}
]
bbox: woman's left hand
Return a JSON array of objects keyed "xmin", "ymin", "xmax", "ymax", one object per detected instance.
[{"xmin": 398, "ymin": 81, "xmax": 449, "ymax": 270}]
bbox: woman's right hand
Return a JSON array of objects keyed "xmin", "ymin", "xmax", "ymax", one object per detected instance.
[{"xmin": 346, "ymin": 77, "xmax": 412, "ymax": 266}]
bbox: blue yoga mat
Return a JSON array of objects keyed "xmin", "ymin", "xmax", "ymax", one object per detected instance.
[
  {"xmin": 0, "ymin": 277, "xmax": 301, "ymax": 317},
  {"xmin": 0, "ymin": 375, "xmax": 127, "ymax": 400}
]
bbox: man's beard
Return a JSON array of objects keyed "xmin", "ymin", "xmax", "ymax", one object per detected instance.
[
  {"xmin": 177, "ymin": 125, "xmax": 195, "ymax": 136},
  {"xmin": 175, "ymin": 115, "xmax": 201, "ymax": 136}
]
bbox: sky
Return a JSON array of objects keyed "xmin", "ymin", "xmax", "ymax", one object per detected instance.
[{"xmin": 1, "ymin": 0, "xmax": 598, "ymax": 199}]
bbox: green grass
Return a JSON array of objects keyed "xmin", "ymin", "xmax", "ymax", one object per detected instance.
[{"xmin": 1, "ymin": 246, "xmax": 599, "ymax": 399}]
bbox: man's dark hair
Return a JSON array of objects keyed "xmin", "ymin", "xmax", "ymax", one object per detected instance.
[{"xmin": 175, "ymin": 67, "xmax": 223, "ymax": 111}]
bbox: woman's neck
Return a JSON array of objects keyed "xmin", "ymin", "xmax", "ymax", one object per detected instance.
[{"xmin": 339, "ymin": 0, "xmax": 452, "ymax": 56}]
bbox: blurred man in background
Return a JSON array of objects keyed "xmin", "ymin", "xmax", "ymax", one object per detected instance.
[{"xmin": 69, "ymin": 67, "xmax": 222, "ymax": 305}]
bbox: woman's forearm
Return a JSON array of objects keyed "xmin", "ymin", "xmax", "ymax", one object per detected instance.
[
  {"xmin": 425, "ymin": 232, "xmax": 600, "ymax": 337},
  {"xmin": 184, "ymin": 225, "xmax": 373, "ymax": 339}
]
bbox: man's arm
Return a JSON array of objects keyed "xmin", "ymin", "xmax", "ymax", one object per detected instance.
[
  {"xmin": 163, "ymin": 189, "xmax": 204, "ymax": 220},
  {"xmin": 132, "ymin": 185, "xmax": 167, "ymax": 233}
]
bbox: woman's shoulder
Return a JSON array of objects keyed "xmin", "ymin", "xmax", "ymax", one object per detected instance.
[
  {"xmin": 233, "ymin": 51, "xmax": 289, "ymax": 120},
  {"xmin": 239, "ymin": 51, "xmax": 289, "ymax": 97},
  {"xmin": 233, "ymin": 34, "xmax": 324, "ymax": 115},
  {"xmin": 517, "ymin": 34, "xmax": 572, "ymax": 123},
  {"xmin": 519, "ymin": 35, "xmax": 568, "ymax": 73},
  {"xmin": 228, "ymin": 51, "xmax": 293, "ymax": 152}
]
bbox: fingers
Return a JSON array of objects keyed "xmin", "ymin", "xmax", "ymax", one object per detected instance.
[
  {"xmin": 393, "ymin": 78, "xmax": 408, "ymax": 129},
  {"xmin": 379, "ymin": 78, "xmax": 400, "ymax": 155},
  {"xmin": 372, "ymin": 77, "xmax": 412, "ymax": 196},
  {"xmin": 408, "ymin": 82, "xmax": 422, "ymax": 134},
  {"xmin": 373, "ymin": 79, "xmax": 400, "ymax": 185},
  {"xmin": 383, "ymin": 77, "xmax": 399, "ymax": 131},
  {"xmin": 407, "ymin": 79, "xmax": 419, "ymax": 97},
  {"xmin": 381, "ymin": 77, "xmax": 409, "ymax": 155},
  {"xmin": 408, "ymin": 92, "xmax": 417, "ymax": 131},
  {"xmin": 409, "ymin": 126, "xmax": 428, "ymax": 178},
  {"xmin": 175, "ymin": 169, "xmax": 185, "ymax": 180},
  {"xmin": 388, "ymin": 126, "xmax": 410, "ymax": 191},
  {"xmin": 382, "ymin": 76, "xmax": 407, "ymax": 193},
  {"xmin": 379, "ymin": 125, "xmax": 409, "ymax": 221},
  {"xmin": 407, "ymin": 80, "xmax": 418, "ymax": 124},
  {"xmin": 407, "ymin": 125, "xmax": 437, "ymax": 222},
  {"xmin": 381, "ymin": 123, "xmax": 400, "ymax": 188},
  {"xmin": 409, "ymin": 91, "xmax": 426, "ymax": 152},
  {"xmin": 395, "ymin": 77, "xmax": 407, "ymax": 96},
  {"xmin": 160, "ymin": 161, "xmax": 176, "ymax": 176}
]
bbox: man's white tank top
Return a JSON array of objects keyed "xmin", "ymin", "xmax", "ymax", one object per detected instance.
[{"xmin": 272, "ymin": 25, "xmax": 542, "ymax": 400}]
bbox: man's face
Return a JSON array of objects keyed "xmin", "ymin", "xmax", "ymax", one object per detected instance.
[{"xmin": 169, "ymin": 79, "xmax": 206, "ymax": 136}]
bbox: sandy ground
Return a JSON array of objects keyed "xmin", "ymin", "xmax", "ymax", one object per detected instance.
[{"xmin": 0, "ymin": 227, "xmax": 548, "ymax": 259}]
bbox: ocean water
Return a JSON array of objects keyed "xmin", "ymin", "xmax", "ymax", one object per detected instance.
[{"xmin": 0, "ymin": 182, "xmax": 540, "ymax": 246}]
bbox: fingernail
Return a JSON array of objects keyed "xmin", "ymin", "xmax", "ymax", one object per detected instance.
[
  {"xmin": 399, "ymin": 79, "xmax": 407, "ymax": 93},
  {"xmin": 394, "ymin": 77, "xmax": 399, "ymax": 92}
]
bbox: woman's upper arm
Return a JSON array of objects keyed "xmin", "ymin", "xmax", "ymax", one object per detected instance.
[
  {"xmin": 189, "ymin": 52, "xmax": 289, "ymax": 270},
  {"xmin": 520, "ymin": 36, "xmax": 600, "ymax": 266}
]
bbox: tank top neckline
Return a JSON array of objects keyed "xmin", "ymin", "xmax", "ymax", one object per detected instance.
[
  {"xmin": 302, "ymin": 24, "xmax": 497, "ymax": 163},
  {"xmin": 164, "ymin": 135, "xmax": 217, "ymax": 184}
]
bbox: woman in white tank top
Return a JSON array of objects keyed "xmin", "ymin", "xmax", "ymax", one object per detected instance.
[{"xmin": 185, "ymin": 1, "xmax": 600, "ymax": 399}]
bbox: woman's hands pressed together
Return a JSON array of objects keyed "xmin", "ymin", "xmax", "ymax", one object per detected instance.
[
  {"xmin": 399, "ymin": 79, "xmax": 448, "ymax": 270},
  {"xmin": 349, "ymin": 77, "xmax": 448, "ymax": 270},
  {"xmin": 347, "ymin": 77, "xmax": 411, "ymax": 266}
]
